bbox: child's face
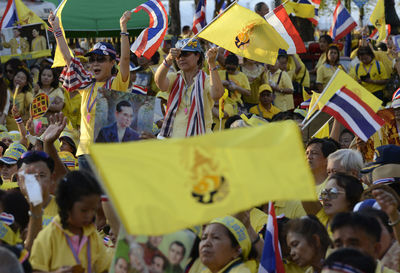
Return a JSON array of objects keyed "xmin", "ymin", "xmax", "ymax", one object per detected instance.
[{"xmin": 68, "ymin": 194, "xmax": 100, "ymax": 230}]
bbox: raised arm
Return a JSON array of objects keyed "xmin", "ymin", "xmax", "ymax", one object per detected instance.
[
  {"xmin": 155, "ymin": 48, "xmax": 180, "ymax": 91},
  {"xmin": 119, "ymin": 11, "xmax": 132, "ymax": 82},
  {"xmin": 207, "ymin": 48, "xmax": 224, "ymax": 101},
  {"xmin": 48, "ymin": 11, "xmax": 72, "ymax": 65}
]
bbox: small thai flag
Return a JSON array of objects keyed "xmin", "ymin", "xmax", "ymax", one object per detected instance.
[
  {"xmin": 0, "ymin": 0, "xmax": 18, "ymax": 30},
  {"xmin": 131, "ymin": 85, "xmax": 148, "ymax": 95},
  {"xmin": 131, "ymin": 0, "xmax": 168, "ymax": 59},
  {"xmin": 370, "ymin": 25, "xmax": 391, "ymax": 41},
  {"xmin": 329, "ymin": 0, "xmax": 357, "ymax": 41},
  {"xmin": 104, "ymin": 236, "xmax": 110, "ymax": 245},
  {"xmin": 258, "ymin": 202, "xmax": 285, "ymax": 273},
  {"xmin": 192, "ymin": 0, "xmax": 207, "ymax": 34},
  {"xmin": 392, "ymin": 87, "xmax": 400, "ymax": 101},
  {"xmin": 300, "ymin": 98, "xmax": 311, "ymax": 109},
  {"xmin": 299, "ymin": 0, "xmax": 319, "ymax": 25},
  {"xmin": 0, "ymin": 212, "xmax": 15, "ymax": 226},
  {"xmin": 321, "ymin": 86, "xmax": 385, "ymax": 142}
]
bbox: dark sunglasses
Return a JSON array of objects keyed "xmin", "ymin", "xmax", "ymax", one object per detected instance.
[
  {"xmin": 21, "ymin": 151, "xmax": 50, "ymax": 160},
  {"xmin": 89, "ymin": 55, "xmax": 108, "ymax": 63},
  {"xmin": 319, "ymin": 187, "xmax": 345, "ymax": 200},
  {"xmin": 178, "ymin": 51, "xmax": 194, "ymax": 58}
]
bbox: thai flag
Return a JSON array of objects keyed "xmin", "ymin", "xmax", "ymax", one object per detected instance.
[
  {"xmin": 299, "ymin": 0, "xmax": 319, "ymax": 25},
  {"xmin": 131, "ymin": 0, "xmax": 168, "ymax": 59},
  {"xmin": 218, "ymin": 1, "xmax": 227, "ymax": 14},
  {"xmin": 0, "ymin": 0, "xmax": 18, "ymax": 30},
  {"xmin": 258, "ymin": 202, "xmax": 285, "ymax": 273},
  {"xmin": 321, "ymin": 86, "xmax": 385, "ymax": 142},
  {"xmin": 0, "ymin": 212, "xmax": 15, "ymax": 226},
  {"xmin": 192, "ymin": 0, "xmax": 207, "ymax": 34},
  {"xmin": 370, "ymin": 25, "xmax": 391, "ymax": 42},
  {"xmin": 265, "ymin": 5, "xmax": 306, "ymax": 54},
  {"xmin": 300, "ymin": 98, "xmax": 311, "ymax": 109},
  {"xmin": 393, "ymin": 88, "xmax": 400, "ymax": 101},
  {"xmin": 329, "ymin": 0, "xmax": 357, "ymax": 41},
  {"xmin": 131, "ymin": 84, "xmax": 148, "ymax": 95}
]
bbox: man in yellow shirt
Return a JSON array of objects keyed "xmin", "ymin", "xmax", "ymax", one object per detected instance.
[
  {"xmin": 249, "ymin": 84, "xmax": 280, "ymax": 120},
  {"xmin": 1, "ymin": 28, "xmax": 30, "ymax": 55}
]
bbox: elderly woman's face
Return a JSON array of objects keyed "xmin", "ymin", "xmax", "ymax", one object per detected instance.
[
  {"xmin": 287, "ymin": 231, "xmax": 316, "ymax": 267},
  {"xmin": 199, "ymin": 223, "xmax": 239, "ymax": 273}
]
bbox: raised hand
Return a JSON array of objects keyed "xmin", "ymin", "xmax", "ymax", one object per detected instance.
[
  {"xmin": 41, "ymin": 112, "xmax": 67, "ymax": 144},
  {"xmin": 48, "ymin": 11, "xmax": 60, "ymax": 30},
  {"xmin": 120, "ymin": 10, "xmax": 132, "ymax": 31},
  {"xmin": 206, "ymin": 47, "xmax": 218, "ymax": 66}
]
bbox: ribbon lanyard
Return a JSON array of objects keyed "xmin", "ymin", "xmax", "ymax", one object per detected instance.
[
  {"xmin": 362, "ymin": 63, "xmax": 373, "ymax": 75},
  {"xmin": 86, "ymin": 77, "xmax": 113, "ymax": 115},
  {"xmin": 65, "ymin": 234, "xmax": 92, "ymax": 273}
]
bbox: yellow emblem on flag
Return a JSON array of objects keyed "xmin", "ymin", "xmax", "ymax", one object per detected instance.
[
  {"xmin": 30, "ymin": 93, "xmax": 49, "ymax": 119},
  {"xmin": 198, "ymin": 3, "xmax": 288, "ymax": 65},
  {"xmin": 370, "ymin": 0, "xmax": 386, "ymax": 42},
  {"xmin": 15, "ymin": 0, "xmax": 48, "ymax": 28},
  {"xmin": 90, "ymin": 121, "xmax": 316, "ymax": 235}
]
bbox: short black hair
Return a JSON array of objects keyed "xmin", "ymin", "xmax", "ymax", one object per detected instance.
[
  {"xmin": 254, "ymin": 2, "xmax": 267, "ymax": 12},
  {"xmin": 56, "ymin": 171, "xmax": 102, "ymax": 229},
  {"xmin": 306, "ymin": 138, "xmax": 338, "ymax": 158},
  {"xmin": 151, "ymin": 254, "xmax": 168, "ymax": 270},
  {"xmin": 170, "ymin": 240, "xmax": 186, "ymax": 257},
  {"xmin": 116, "ymin": 100, "xmax": 132, "ymax": 112},
  {"xmin": 225, "ymin": 54, "xmax": 239, "ymax": 66},
  {"xmin": 331, "ymin": 212, "xmax": 382, "ymax": 243},
  {"xmin": 0, "ymin": 189, "xmax": 29, "ymax": 232},
  {"xmin": 359, "ymin": 207, "xmax": 393, "ymax": 234},
  {"xmin": 182, "ymin": 25, "xmax": 191, "ymax": 32},
  {"xmin": 17, "ymin": 151, "xmax": 55, "ymax": 173},
  {"xmin": 320, "ymin": 34, "xmax": 333, "ymax": 44},
  {"xmin": 10, "ymin": 68, "xmax": 32, "ymax": 93},
  {"xmin": 328, "ymin": 173, "xmax": 363, "ymax": 209},
  {"xmin": 38, "ymin": 66, "xmax": 59, "ymax": 89},
  {"xmin": 323, "ymin": 248, "xmax": 376, "ymax": 273},
  {"xmin": 357, "ymin": 46, "xmax": 375, "ymax": 59}
]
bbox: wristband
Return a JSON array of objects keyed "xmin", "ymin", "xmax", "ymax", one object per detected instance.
[
  {"xmin": 120, "ymin": 32, "xmax": 129, "ymax": 37},
  {"xmin": 14, "ymin": 116, "xmax": 23, "ymax": 124},
  {"xmin": 54, "ymin": 29, "xmax": 63, "ymax": 38},
  {"xmin": 163, "ymin": 60, "xmax": 172, "ymax": 68},
  {"xmin": 101, "ymin": 195, "xmax": 109, "ymax": 202},
  {"xmin": 209, "ymin": 66, "xmax": 219, "ymax": 72},
  {"xmin": 389, "ymin": 217, "xmax": 400, "ymax": 226}
]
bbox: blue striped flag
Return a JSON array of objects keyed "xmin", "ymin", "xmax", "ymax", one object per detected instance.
[
  {"xmin": 329, "ymin": 0, "xmax": 357, "ymax": 41},
  {"xmin": 0, "ymin": 0, "xmax": 18, "ymax": 29},
  {"xmin": 192, "ymin": 0, "xmax": 207, "ymax": 34}
]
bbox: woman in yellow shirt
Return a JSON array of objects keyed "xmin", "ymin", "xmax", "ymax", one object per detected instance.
[
  {"xmin": 31, "ymin": 28, "xmax": 47, "ymax": 52},
  {"xmin": 316, "ymin": 45, "xmax": 344, "ymax": 92},
  {"xmin": 241, "ymin": 58, "xmax": 265, "ymax": 109},
  {"xmin": 311, "ymin": 35, "xmax": 333, "ymax": 75}
]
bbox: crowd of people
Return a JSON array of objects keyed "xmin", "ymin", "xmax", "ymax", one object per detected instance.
[{"xmin": 0, "ymin": 2, "xmax": 400, "ymax": 273}]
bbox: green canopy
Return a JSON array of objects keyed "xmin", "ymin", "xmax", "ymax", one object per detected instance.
[{"xmin": 45, "ymin": 0, "xmax": 157, "ymax": 37}]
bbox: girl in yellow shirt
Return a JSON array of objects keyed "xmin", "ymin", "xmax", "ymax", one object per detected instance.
[{"xmin": 316, "ymin": 45, "xmax": 345, "ymax": 92}]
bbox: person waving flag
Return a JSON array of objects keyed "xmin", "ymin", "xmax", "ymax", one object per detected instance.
[
  {"xmin": 192, "ymin": 0, "xmax": 207, "ymax": 34},
  {"xmin": 131, "ymin": 0, "xmax": 168, "ymax": 59}
]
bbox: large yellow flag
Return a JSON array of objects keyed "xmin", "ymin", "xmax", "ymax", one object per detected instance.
[
  {"xmin": 308, "ymin": 69, "xmax": 382, "ymax": 118},
  {"xmin": 370, "ymin": 0, "xmax": 386, "ymax": 42},
  {"xmin": 284, "ymin": 1, "xmax": 315, "ymax": 18},
  {"xmin": 198, "ymin": 3, "xmax": 288, "ymax": 65},
  {"xmin": 52, "ymin": 0, "xmax": 74, "ymax": 68},
  {"xmin": 15, "ymin": 0, "xmax": 47, "ymax": 27},
  {"xmin": 90, "ymin": 121, "xmax": 316, "ymax": 235}
]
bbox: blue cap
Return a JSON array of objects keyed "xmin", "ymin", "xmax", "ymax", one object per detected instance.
[
  {"xmin": 278, "ymin": 48, "xmax": 287, "ymax": 55},
  {"xmin": 175, "ymin": 38, "xmax": 202, "ymax": 53},
  {"xmin": 130, "ymin": 62, "xmax": 141, "ymax": 72},
  {"xmin": 85, "ymin": 42, "xmax": 117, "ymax": 59},
  {"xmin": 353, "ymin": 199, "xmax": 381, "ymax": 212},
  {"xmin": 361, "ymin": 145, "xmax": 400, "ymax": 173}
]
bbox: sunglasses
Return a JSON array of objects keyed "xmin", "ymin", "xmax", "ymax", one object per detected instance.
[
  {"xmin": 21, "ymin": 151, "xmax": 50, "ymax": 160},
  {"xmin": 178, "ymin": 51, "xmax": 194, "ymax": 58},
  {"xmin": 89, "ymin": 55, "xmax": 108, "ymax": 63},
  {"xmin": 319, "ymin": 187, "xmax": 345, "ymax": 200}
]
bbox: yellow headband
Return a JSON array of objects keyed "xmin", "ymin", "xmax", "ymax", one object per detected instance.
[{"xmin": 211, "ymin": 216, "xmax": 251, "ymax": 259}]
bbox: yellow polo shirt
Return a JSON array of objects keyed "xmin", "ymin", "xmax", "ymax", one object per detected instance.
[
  {"xmin": 287, "ymin": 54, "xmax": 310, "ymax": 88},
  {"xmin": 316, "ymin": 64, "xmax": 342, "ymax": 89},
  {"xmin": 264, "ymin": 69, "xmax": 294, "ymax": 111},
  {"xmin": 218, "ymin": 70, "xmax": 250, "ymax": 105},
  {"xmin": 249, "ymin": 104, "xmax": 281, "ymax": 120},
  {"xmin": 77, "ymin": 71, "xmax": 129, "ymax": 155},
  {"xmin": 349, "ymin": 60, "xmax": 388, "ymax": 93},
  {"xmin": 242, "ymin": 65, "xmax": 265, "ymax": 104},
  {"xmin": 30, "ymin": 215, "xmax": 111, "ymax": 272}
]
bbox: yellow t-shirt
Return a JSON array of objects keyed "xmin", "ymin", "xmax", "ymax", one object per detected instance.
[
  {"xmin": 376, "ymin": 260, "xmax": 398, "ymax": 273},
  {"xmin": 199, "ymin": 258, "xmax": 252, "ymax": 273},
  {"xmin": 275, "ymin": 200, "xmax": 307, "ymax": 219},
  {"xmin": 350, "ymin": 49, "xmax": 393, "ymax": 76},
  {"xmin": 241, "ymin": 65, "xmax": 265, "ymax": 104},
  {"xmin": 166, "ymin": 72, "xmax": 214, "ymax": 138},
  {"xmin": 264, "ymin": 69, "xmax": 294, "ymax": 111},
  {"xmin": 218, "ymin": 70, "xmax": 251, "ymax": 105},
  {"xmin": 316, "ymin": 64, "xmax": 343, "ymax": 89},
  {"xmin": 43, "ymin": 196, "xmax": 58, "ymax": 227},
  {"xmin": 212, "ymin": 99, "xmax": 235, "ymax": 131},
  {"xmin": 30, "ymin": 215, "xmax": 111, "ymax": 272},
  {"xmin": 315, "ymin": 54, "xmax": 326, "ymax": 70},
  {"xmin": 31, "ymin": 36, "xmax": 47, "ymax": 52},
  {"xmin": 63, "ymin": 90, "xmax": 82, "ymax": 130},
  {"xmin": 284, "ymin": 260, "xmax": 308, "ymax": 273},
  {"xmin": 77, "ymin": 71, "xmax": 129, "ymax": 155},
  {"xmin": 287, "ymin": 54, "xmax": 310, "ymax": 88},
  {"xmin": 6, "ymin": 89, "xmax": 33, "ymax": 130},
  {"xmin": 349, "ymin": 60, "xmax": 388, "ymax": 93},
  {"xmin": 249, "ymin": 103, "xmax": 281, "ymax": 120}
]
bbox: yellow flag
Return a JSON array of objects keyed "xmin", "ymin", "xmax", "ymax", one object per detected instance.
[
  {"xmin": 198, "ymin": 3, "xmax": 288, "ymax": 65},
  {"xmin": 313, "ymin": 121, "xmax": 330, "ymax": 138},
  {"xmin": 15, "ymin": 0, "xmax": 47, "ymax": 27},
  {"xmin": 284, "ymin": 1, "xmax": 316, "ymax": 18},
  {"xmin": 52, "ymin": 0, "xmax": 74, "ymax": 68},
  {"xmin": 219, "ymin": 89, "xmax": 229, "ymax": 120},
  {"xmin": 90, "ymin": 121, "xmax": 316, "ymax": 235},
  {"xmin": 370, "ymin": 0, "xmax": 386, "ymax": 42},
  {"xmin": 317, "ymin": 69, "xmax": 382, "ymax": 112},
  {"xmin": 305, "ymin": 91, "xmax": 323, "ymax": 120}
]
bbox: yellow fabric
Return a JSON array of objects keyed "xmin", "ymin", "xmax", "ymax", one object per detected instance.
[
  {"xmin": 313, "ymin": 121, "xmax": 330, "ymax": 139},
  {"xmin": 284, "ymin": 1, "xmax": 315, "ymax": 18},
  {"xmin": 315, "ymin": 179, "xmax": 327, "ymax": 197},
  {"xmin": 89, "ymin": 121, "xmax": 316, "ymax": 235},
  {"xmin": 318, "ymin": 69, "xmax": 382, "ymax": 112},
  {"xmin": 374, "ymin": 51, "xmax": 393, "ymax": 76},
  {"xmin": 287, "ymin": 54, "xmax": 310, "ymax": 88},
  {"xmin": 242, "ymin": 65, "xmax": 265, "ymax": 104},
  {"xmin": 38, "ymin": 87, "xmax": 65, "ymax": 106},
  {"xmin": 77, "ymin": 70, "xmax": 129, "ymax": 155},
  {"xmin": 316, "ymin": 209, "xmax": 330, "ymax": 231},
  {"xmin": 187, "ymin": 258, "xmax": 205, "ymax": 273},
  {"xmin": 218, "ymin": 70, "xmax": 251, "ymax": 105},
  {"xmin": 43, "ymin": 196, "xmax": 59, "ymax": 227},
  {"xmin": 0, "ymin": 181, "xmax": 19, "ymax": 190},
  {"xmin": 157, "ymin": 47, "xmax": 169, "ymax": 65},
  {"xmin": 249, "ymin": 104, "xmax": 280, "ymax": 120},
  {"xmin": 0, "ymin": 221, "xmax": 22, "ymax": 245},
  {"xmin": 316, "ymin": 64, "xmax": 342, "ymax": 89},
  {"xmin": 52, "ymin": 0, "xmax": 74, "ymax": 68},
  {"xmin": 370, "ymin": 0, "xmax": 386, "ymax": 42},
  {"xmin": 198, "ymin": 3, "xmax": 288, "ymax": 65},
  {"xmin": 249, "ymin": 208, "xmax": 268, "ymax": 234},
  {"xmin": 274, "ymin": 200, "xmax": 307, "ymax": 219},
  {"xmin": 211, "ymin": 216, "xmax": 251, "ymax": 259},
  {"xmin": 349, "ymin": 60, "xmax": 388, "ymax": 93},
  {"xmin": 31, "ymin": 36, "xmax": 47, "ymax": 52},
  {"xmin": 376, "ymin": 259, "xmax": 398, "ymax": 273},
  {"xmin": 284, "ymin": 260, "xmax": 307, "ymax": 273},
  {"xmin": 264, "ymin": 69, "xmax": 294, "ymax": 111},
  {"xmin": 315, "ymin": 54, "xmax": 326, "ymax": 71},
  {"xmin": 30, "ymin": 215, "xmax": 111, "ymax": 272},
  {"xmin": 199, "ymin": 258, "xmax": 252, "ymax": 273},
  {"xmin": 165, "ymin": 72, "xmax": 214, "ymax": 138},
  {"xmin": 219, "ymin": 89, "xmax": 229, "ymax": 120},
  {"xmin": 6, "ymin": 89, "xmax": 33, "ymax": 129},
  {"xmin": 63, "ymin": 91, "xmax": 82, "ymax": 129},
  {"xmin": 15, "ymin": 0, "xmax": 48, "ymax": 28},
  {"xmin": 2, "ymin": 37, "xmax": 30, "ymax": 55}
]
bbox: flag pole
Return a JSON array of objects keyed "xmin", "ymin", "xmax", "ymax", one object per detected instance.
[
  {"xmin": 311, "ymin": 116, "xmax": 333, "ymax": 138},
  {"xmin": 180, "ymin": 0, "xmax": 239, "ymax": 48},
  {"xmin": 301, "ymin": 109, "xmax": 322, "ymax": 131},
  {"xmin": 301, "ymin": 68, "xmax": 340, "ymax": 126}
]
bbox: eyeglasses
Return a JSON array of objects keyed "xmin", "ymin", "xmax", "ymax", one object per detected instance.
[
  {"xmin": 21, "ymin": 151, "xmax": 50, "ymax": 160},
  {"xmin": 178, "ymin": 51, "xmax": 194, "ymax": 58},
  {"xmin": 89, "ymin": 55, "xmax": 108, "ymax": 63},
  {"xmin": 319, "ymin": 187, "xmax": 345, "ymax": 200}
]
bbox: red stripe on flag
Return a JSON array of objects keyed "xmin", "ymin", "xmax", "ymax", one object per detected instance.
[
  {"xmin": 323, "ymin": 106, "xmax": 359, "ymax": 137},
  {"xmin": 0, "ymin": 0, "xmax": 13, "ymax": 29}
]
